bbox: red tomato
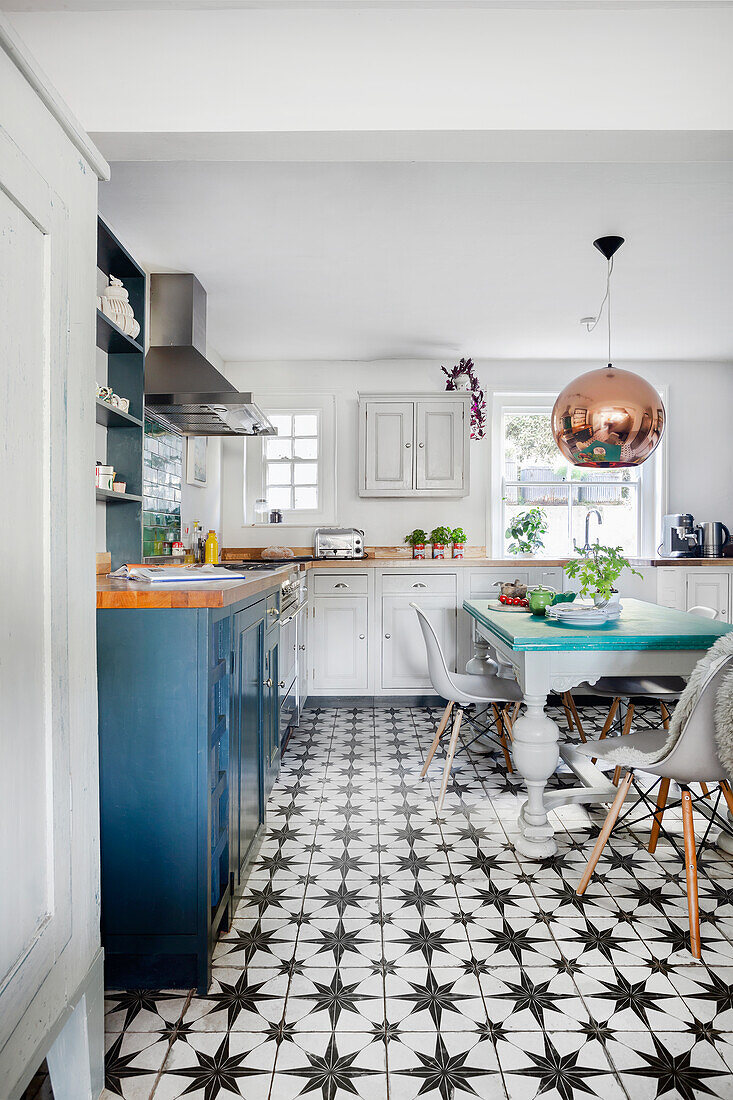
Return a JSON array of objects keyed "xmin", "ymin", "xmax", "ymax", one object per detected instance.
[{"xmin": 499, "ymin": 595, "xmax": 506, "ymax": 604}]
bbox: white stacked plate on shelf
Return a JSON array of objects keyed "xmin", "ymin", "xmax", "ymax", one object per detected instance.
[{"xmin": 545, "ymin": 602, "xmax": 623, "ymax": 627}]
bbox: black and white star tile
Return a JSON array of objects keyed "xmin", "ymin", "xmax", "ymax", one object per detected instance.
[{"xmin": 98, "ymin": 701, "xmax": 733, "ymax": 1099}]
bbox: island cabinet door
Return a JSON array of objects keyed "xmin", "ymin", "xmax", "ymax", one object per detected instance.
[
  {"xmin": 231, "ymin": 602, "xmax": 266, "ymax": 891},
  {"xmin": 263, "ymin": 630, "xmax": 281, "ymax": 800}
]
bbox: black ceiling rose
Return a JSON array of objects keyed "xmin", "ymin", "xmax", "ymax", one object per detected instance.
[{"xmin": 593, "ymin": 235, "xmax": 625, "ymax": 261}]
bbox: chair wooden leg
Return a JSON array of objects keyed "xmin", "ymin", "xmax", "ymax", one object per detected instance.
[
  {"xmin": 591, "ymin": 697, "xmax": 621, "ymax": 765},
  {"xmin": 648, "ymin": 776, "xmax": 671, "ymax": 854},
  {"xmin": 720, "ymin": 780, "xmax": 733, "ymax": 816},
  {"xmin": 566, "ymin": 692, "xmax": 587, "ymax": 743},
  {"xmin": 681, "ymin": 788, "xmax": 701, "ymax": 960},
  {"xmin": 437, "ymin": 708, "xmax": 463, "ymax": 810},
  {"xmin": 577, "ymin": 772, "xmax": 633, "ymax": 895},
  {"xmin": 660, "ymin": 700, "xmax": 670, "ymax": 729},
  {"xmin": 421, "ymin": 701, "xmax": 452, "ymax": 778},
  {"xmin": 504, "ymin": 701, "xmax": 520, "ymax": 741},
  {"xmin": 612, "ymin": 702, "xmax": 635, "ymax": 786},
  {"xmin": 700, "ymin": 783, "xmax": 712, "ymax": 799},
  {"xmin": 562, "ymin": 692, "xmax": 575, "ymax": 735},
  {"xmin": 492, "ymin": 704, "xmax": 513, "ymax": 774}
]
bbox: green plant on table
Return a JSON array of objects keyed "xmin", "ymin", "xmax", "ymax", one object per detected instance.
[
  {"xmin": 564, "ymin": 543, "xmax": 642, "ymax": 602},
  {"xmin": 505, "ymin": 508, "xmax": 547, "ymax": 555},
  {"xmin": 429, "ymin": 525, "xmax": 453, "ymax": 546},
  {"xmin": 404, "ymin": 528, "xmax": 428, "ymax": 547},
  {"xmin": 450, "ymin": 526, "xmax": 467, "ymax": 544}
]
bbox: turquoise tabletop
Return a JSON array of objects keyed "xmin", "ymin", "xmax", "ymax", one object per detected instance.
[{"xmin": 463, "ymin": 597, "xmax": 733, "ymax": 652}]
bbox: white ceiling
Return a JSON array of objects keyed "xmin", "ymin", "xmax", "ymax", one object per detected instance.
[{"xmin": 99, "ymin": 160, "xmax": 733, "ymax": 362}]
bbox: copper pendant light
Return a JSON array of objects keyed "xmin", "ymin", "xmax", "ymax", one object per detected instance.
[{"xmin": 551, "ymin": 237, "xmax": 665, "ymax": 468}]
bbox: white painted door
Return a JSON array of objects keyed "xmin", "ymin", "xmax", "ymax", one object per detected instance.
[
  {"xmin": 657, "ymin": 566, "xmax": 686, "ymax": 611},
  {"xmin": 415, "ymin": 399, "xmax": 464, "ymax": 492},
  {"xmin": 685, "ymin": 571, "xmax": 730, "ymax": 622},
  {"xmin": 311, "ymin": 597, "xmax": 369, "ymax": 693},
  {"xmin": 363, "ymin": 401, "xmax": 414, "ymax": 493},
  {"xmin": 0, "ymin": 25, "xmax": 105, "ymax": 1099},
  {"xmin": 297, "ymin": 604, "xmax": 308, "ymax": 708},
  {"xmin": 382, "ymin": 596, "xmax": 457, "ymax": 691}
]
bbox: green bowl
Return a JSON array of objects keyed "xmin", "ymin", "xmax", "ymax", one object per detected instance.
[{"xmin": 550, "ymin": 592, "xmax": 577, "ymax": 606}]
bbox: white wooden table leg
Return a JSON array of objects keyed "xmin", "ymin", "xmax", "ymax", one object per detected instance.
[{"xmin": 511, "ymin": 692, "xmax": 560, "ymax": 859}]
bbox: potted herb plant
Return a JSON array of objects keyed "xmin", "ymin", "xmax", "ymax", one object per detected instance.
[
  {"xmin": 505, "ymin": 507, "xmax": 548, "ymax": 557},
  {"xmin": 450, "ymin": 526, "xmax": 467, "ymax": 559},
  {"xmin": 405, "ymin": 528, "xmax": 428, "ymax": 560},
  {"xmin": 430, "ymin": 525, "xmax": 453, "ymax": 560},
  {"xmin": 564, "ymin": 543, "xmax": 642, "ymax": 608}
]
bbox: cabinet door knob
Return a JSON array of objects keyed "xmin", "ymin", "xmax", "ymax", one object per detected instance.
[
  {"xmin": 359, "ymin": 634, "xmax": 365, "ymax": 640},
  {"xmin": 405, "ymin": 442, "xmax": 411, "ymax": 448},
  {"xmin": 299, "ymin": 644, "xmax": 306, "ymax": 650},
  {"xmin": 279, "ymin": 680, "xmax": 286, "ymax": 688},
  {"xmin": 384, "ymin": 633, "xmax": 391, "ymax": 639},
  {"xmin": 418, "ymin": 442, "xmax": 425, "ymax": 448},
  {"xmin": 334, "ymin": 582, "xmax": 349, "ymax": 588},
  {"xmin": 268, "ymin": 607, "xmax": 279, "ymax": 617},
  {"xmin": 263, "ymin": 677, "xmax": 273, "ymax": 688},
  {"xmin": 412, "ymin": 582, "xmax": 427, "ymax": 588}
]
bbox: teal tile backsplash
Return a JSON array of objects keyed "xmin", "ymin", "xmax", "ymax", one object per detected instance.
[{"xmin": 143, "ymin": 416, "xmax": 182, "ymax": 557}]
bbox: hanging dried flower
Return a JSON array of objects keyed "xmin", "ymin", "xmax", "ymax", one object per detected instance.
[{"xmin": 441, "ymin": 357, "xmax": 486, "ymax": 440}]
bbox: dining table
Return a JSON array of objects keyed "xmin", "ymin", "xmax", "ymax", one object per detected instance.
[{"xmin": 462, "ymin": 596, "xmax": 733, "ymax": 860}]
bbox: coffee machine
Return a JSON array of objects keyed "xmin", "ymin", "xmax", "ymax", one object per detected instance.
[{"xmin": 661, "ymin": 514, "xmax": 702, "ymax": 558}]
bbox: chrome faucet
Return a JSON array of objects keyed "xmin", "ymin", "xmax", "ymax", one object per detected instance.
[{"xmin": 574, "ymin": 508, "xmax": 602, "ymax": 553}]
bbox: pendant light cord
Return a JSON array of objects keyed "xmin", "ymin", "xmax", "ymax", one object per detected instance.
[{"xmin": 584, "ymin": 256, "xmax": 614, "ymax": 364}]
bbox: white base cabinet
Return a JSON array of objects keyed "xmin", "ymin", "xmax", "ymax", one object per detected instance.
[
  {"xmin": 656, "ymin": 566, "xmax": 731, "ymax": 622},
  {"xmin": 382, "ymin": 594, "xmax": 457, "ymax": 691},
  {"xmin": 311, "ymin": 595, "xmax": 369, "ymax": 694}
]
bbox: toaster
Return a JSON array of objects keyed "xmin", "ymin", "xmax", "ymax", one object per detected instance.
[{"xmin": 314, "ymin": 527, "xmax": 365, "ymax": 559}]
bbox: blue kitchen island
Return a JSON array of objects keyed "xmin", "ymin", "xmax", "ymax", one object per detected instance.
[{"xmin": 97, "ymin": 571, "xmax": 285, "ymax": 992}]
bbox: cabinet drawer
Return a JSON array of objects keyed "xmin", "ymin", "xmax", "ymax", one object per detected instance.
[
  {"xmin": 311, "ymin": 571, "xmax": 369, "ymax": 595},
  {"xmin": 382, "ymin": 572, "xmax": 457, "ymax": 595}
]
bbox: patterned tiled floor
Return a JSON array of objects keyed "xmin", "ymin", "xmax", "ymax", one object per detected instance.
[{"xmin": 100, "ymin": 702, "xmax": 733, "ymax": 1099}]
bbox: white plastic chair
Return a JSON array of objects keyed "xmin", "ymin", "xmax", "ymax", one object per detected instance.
[
  {"xmin": 574, "ymin": 650, "xmax": 733, "ymax": 959},
  {"xmin": 411, "ymin": 603, "xmax": 522, "ymax": 808}
]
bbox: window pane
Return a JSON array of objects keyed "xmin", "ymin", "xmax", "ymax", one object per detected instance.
[
  {"xmin": 266, "ymin": 462, "xmax": 292, "ymax": 486},
  {"xmin": 293, "ymin": 462, "xmax": 318, "ymax": 485},
  {"xmin": 571, "ymin": 485, "xmax": 638, "ymax": 556},
  {"xmin": 269, "ymin": 414, "xmax": 292, "ymax": 436},
  {"xmin": 504, "ymin": 412, "xmax": 568, "ymax": 482},
  {"xmin": 504, "ymin": 489, "xmax": 569, "ymax": 558},
  {"xmin": 267, "ymin": 486, "xmax": 292, "ymax": 510},
  {"xmin": 294, "ymin": 486, "xmax": 318, "ymax": 510},
  {"xmin": 294, "ymin": 413, "xmax": 318, "ymax": 436},
  {"xmin": 293, "ymin": 436, "xmax": 318, "ymax": 460},
  {"xmin": 266, "ymin": 437, "xmax": 292, "ymax": 460}
]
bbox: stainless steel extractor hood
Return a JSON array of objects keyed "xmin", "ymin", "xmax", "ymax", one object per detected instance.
[{"xmin": 144, "ymin": 273, "xmax": 275, "ymax": 436}]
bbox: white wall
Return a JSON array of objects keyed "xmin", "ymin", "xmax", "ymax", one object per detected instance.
[{"xmin": 219, "ymin": 358, "xmax": 733, "ymax": 553}]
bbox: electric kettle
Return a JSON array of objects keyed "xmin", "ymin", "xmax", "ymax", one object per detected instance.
[{"xmin": 700, "ymin": 521, "xmax": 731, "ymax": 558}]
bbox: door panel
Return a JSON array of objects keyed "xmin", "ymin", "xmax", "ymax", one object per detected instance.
[
  {"xmin": 0, "ymin": 158, "xmax": 73, "ymax": 1043},
  {"xmin": 311, "ymin": 598, "xmax": 369, "ymax": 693},
  {"xmin": 382, "ymin": 596, "xmax": 457, "ymax": 691},
  {"xmin": 685, "ymin": 572, "xmax": 730, "ymax": 622},
  {"xmin": 415, "ymin": 400, "xmax": 464, "ymax": 491},
  {"xmin": 364, "ymin": 401, "xmax": 414, "ymax": 492},
  {"xmin": 232, "ymin": 607, "xmax": 265, "ymax": 885}
]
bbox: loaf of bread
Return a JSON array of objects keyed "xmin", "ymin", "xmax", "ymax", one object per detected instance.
[{"xmin": 261, "ymin": 546, "xmax": 295, "ymax": 559}]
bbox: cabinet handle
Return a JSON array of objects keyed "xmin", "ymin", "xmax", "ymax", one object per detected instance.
[
  {"xmin": 418, "ymin": 442, "xmax": 424, "ymax": 448},
  {"xmin": 299, "ymin": 644, "xmax": 306, "ymax": 650},
  {"xmin": 384, "ymin": 633, "xmax": 391, "ymax": 639},
  {"xmin": 412, "ymin": 582, "xmax": 427, "ymax": 588},
  {"xmin": 405, "ymin": 442, "xmax": 411, "ymax": 448},
  {"xmin": 263, "ymin": 677, "xmax": 273, "ymax": 688},
  {"xmin": 359, "ymin": 634, "xmax": 365, "ymax": 640},
  {"xmin": 268, "ymin": 607, "xmax": 279, "ymax": 617},
  {"xmin": 279, "ymin": 680, "xmax": 286, "ymax": 688},
  {"xmin": 334, "ymin": 582, "xmax": 349, "ymax": 589}
]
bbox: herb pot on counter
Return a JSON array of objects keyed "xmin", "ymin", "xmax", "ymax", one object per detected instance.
[
  {"xmin": 412, "ymin": 544, "xmax": 426, "ymax": 559},
  {"xmin": 432, "ymin": 543, "xmax": 445, "ymax": 559},
  {"xmin": 452, "ymin": 543, "xmax": 465, "ymax": 559}
]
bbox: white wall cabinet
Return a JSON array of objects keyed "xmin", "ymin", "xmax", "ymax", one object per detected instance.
[
  {"xmin": 311, "ymin": 595, "xmax": 369, "ymax": 694},
  {"xmin": 358, "ymin": 393, "xmax": 470, "ymax": 497}
]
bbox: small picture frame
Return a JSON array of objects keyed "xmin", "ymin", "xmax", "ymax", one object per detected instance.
[{"xmin": 186, "ymin": 436, "xmax": 208, "ymax": 486}]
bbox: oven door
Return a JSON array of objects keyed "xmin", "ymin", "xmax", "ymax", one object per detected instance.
[{"xmin": 279, "ymin": 600, "xmax": 305, "ymax": 740}]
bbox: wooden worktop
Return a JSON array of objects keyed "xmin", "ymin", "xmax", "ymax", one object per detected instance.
[{"xmin": 97, "ymin": 550, "xmax": 733, "ymax": 608}]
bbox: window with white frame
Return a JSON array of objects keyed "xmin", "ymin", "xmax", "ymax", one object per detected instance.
[
  {"xmin": 490, "ymin": 394, "xmax": 664, "ymax": 558},
  {"xmin": 243, "ymin": 395, "xmax": 336, "ymax": 526}
]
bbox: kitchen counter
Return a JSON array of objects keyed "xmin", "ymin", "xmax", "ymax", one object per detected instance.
[
  {"xmin": 96, "ymin": 565, "xmax": 292, "ymax": 608},
  {"xmin": 97, "ymin": 554, "xmax": 733, "ymax": 608}
]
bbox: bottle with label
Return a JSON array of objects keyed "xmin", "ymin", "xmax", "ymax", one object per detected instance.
[{"xmin": 204, "ymin": 529, "xmax": 219, "ymax": 565}]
